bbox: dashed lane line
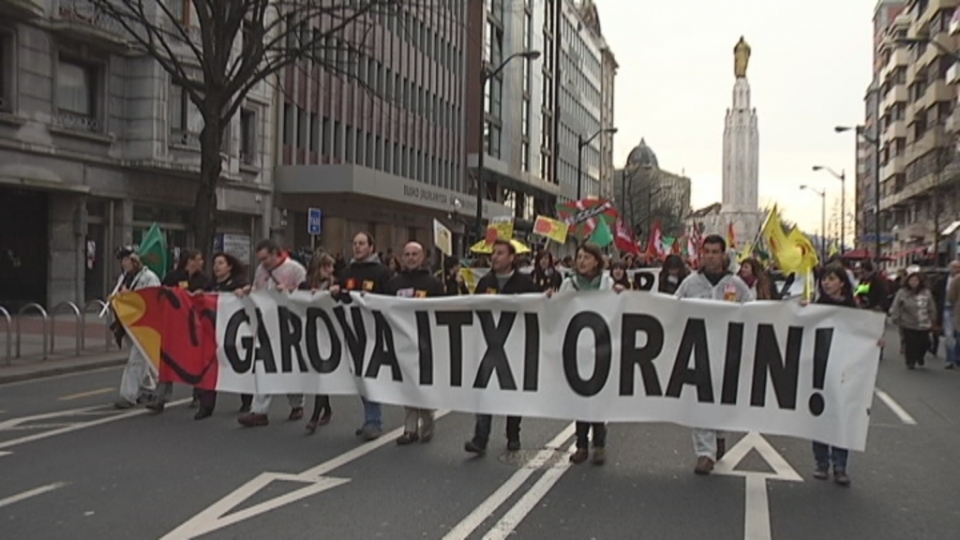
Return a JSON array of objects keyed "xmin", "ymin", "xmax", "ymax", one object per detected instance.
[{"xmin": 875, "ymin": 388, "xmax": 918, "ymax": 425}]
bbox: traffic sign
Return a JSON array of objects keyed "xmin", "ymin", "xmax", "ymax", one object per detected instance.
[{"xmin": 307, "ymin": 208, "xmax": 322, "ymax": 235}]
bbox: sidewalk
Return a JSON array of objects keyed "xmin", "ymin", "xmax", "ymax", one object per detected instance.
[{"xmin": 0, "ymin": 311, "xmax": 123, "ymax": 383}]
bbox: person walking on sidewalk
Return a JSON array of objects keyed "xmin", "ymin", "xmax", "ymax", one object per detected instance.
[
  {"xmin": 193, "ymin": 252, "xmax": 250, "ymax": 420},
  {"xmin": 113, "ymin": 249, "xmax": 162, "ymax": 409},
  {"xmin": 553, "ymin": 243, "xmax": 625, "ymax": 465},
  {"xmin": 238, "ymin": 239, "xmax": 307, "ymax": 427},
  {"xmin": 942, "ymin": 261, "xmax": 960, "ymax": 369},
  {"xmin": 889, "ymin": 267, "xmax": 938, "ymax": 370},
  {"xmin": 329, "ymin": 232, "xmax": 392, "ymax": 440},
  {"xmin": 147, "ymin": 248, "xmax": 208, "ymax": 413},
  {"xmin": 388, "ymin": 241, "xmax": 446, "ymax": 445},
  {"xmin": 464, "ymin": 239, "xmax": 540, "ymax": 455},
  {"xmin": 674, "ymin": 234, "xmax": 754, "ymax": 475}
]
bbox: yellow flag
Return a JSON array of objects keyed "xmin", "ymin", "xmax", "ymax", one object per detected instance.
[
  {"xmin": 532, "ymin": 215, "xmax": 570, "ymax": 244},
  {"xmin": 828, "ymin": 242, "xmax": 839, "ymax": 259},
  {"xmin": 738, "ymin": 242, "xmax": 754, "ymax": 262},
  {"xmin": 787, "ymin": 227, "xmax": 819, "ymax": 270},
  {"xmin": 760, "ymin": 206, "xmax": 802, "ymax": 273}
]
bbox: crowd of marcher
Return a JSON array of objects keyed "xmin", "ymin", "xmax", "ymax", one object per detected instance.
[{"xmin": 113, "ymin": 230, "xmax": 955, "ymax": 488}]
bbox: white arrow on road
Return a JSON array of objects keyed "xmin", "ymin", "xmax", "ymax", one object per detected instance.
[
  {"xmin": 712, "ymin": 432, "xmax": 803, "ymax": 540},
  {"xmin": 162, "ymin": 410, "xmax": 450, "ymax": 540}
]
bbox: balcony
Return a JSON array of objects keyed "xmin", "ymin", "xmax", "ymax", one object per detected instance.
[
  {"xmin": 880, "ymin": 167, "xmax": 950, "ymax": 210},
  {"xmin": 883, "ymin": 118, "xmax": 908, "ymax": 141},
  {"xmin": 0, "ymin": 0, "xmax": 44, "ymax": 20},
  {"xmin": 881, "ymin": 84, "xmax": 908, "ymax": 111},
  {"xmin": 882, "ymin": 48, "xmax": 910, "ymax": 78},
  {"xmin": 913, "ymin": 79, "xmax": 953, "ymax": 112},
  {"xmin": 881, "ymin": 155, "xmax": 907, "ymax": 182},
  {"xmin": 54, "ymin": 0, "xmax": 130, "ymax": 50},
  {"xmin": 949, "ymin": 61, "xmax": 960, "ymax": 84}
]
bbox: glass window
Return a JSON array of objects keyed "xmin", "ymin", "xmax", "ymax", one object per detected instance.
[
  {"xmin": 58, "ymin": 58, "xmax": 96, "ymax": 117},
  {"xmin": 240, "ymin": 109, "xmax": 256, "ymax": 163}
]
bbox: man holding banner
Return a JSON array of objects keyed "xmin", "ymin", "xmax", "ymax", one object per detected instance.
[
  {"xmin": 465, "ymin": 239, "xmax": 540, "ymax": 455},
  {"xmin": 675, "ymin": 234, "xmax": 754, "ymax": 475},
  {"xmin": 388, "ymin": 242, "xmax": 445, "ymax": 445}
]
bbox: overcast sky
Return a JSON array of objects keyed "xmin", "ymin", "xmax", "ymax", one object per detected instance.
[{"xmin": 599, "ymin": 0, "xmax": 877, "ymax": 238}]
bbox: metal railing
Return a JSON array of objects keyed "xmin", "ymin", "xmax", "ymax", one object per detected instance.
[
  {"xmin": 15, "ymin": 303, "xmax": 49, "ymax": 360},
  {"xmin": 0, "ymin": 307, "xmax": 11, "ymax": 365},
  {"xmin": 50, "ymin": 302, "xmax": 82, "ymax": 357},
  {"xmin": 83, "ymin": 300, "xmax": 110, "ymax": 352}
]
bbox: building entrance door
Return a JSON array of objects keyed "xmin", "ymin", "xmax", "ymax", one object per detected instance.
[{"xmin": 0, "ymin": 188, "xmax": 49, "ymax": 309}]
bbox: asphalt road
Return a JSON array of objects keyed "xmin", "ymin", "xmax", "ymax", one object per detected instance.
[{"xmin": 1, "ymin": 327, "xmax": 958, "ymax": 540}]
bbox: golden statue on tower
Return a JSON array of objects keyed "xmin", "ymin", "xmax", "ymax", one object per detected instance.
[{"xmin": 734, "ymin": 36, "xmax": 751, "ymax": 79}]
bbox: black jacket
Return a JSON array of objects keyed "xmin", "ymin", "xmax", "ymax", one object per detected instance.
[
  {"xmin": 531, "ymin": 269, "xmax": 562, "ymax": 292},
  {"xmin": 207, "ymin": 275, "xmax": 248, "ymax": 293},
  {"xmin": 657, "ymin": 273, "xmax": 685, "ymax": 294},
  {"xmin": 387, "ymin": 269, "xmax": 446, "ymax": 298},
  {"xmin": 436, "ymin": 270, "xmax": 469, "ymax": 296},
  {"xmin": 339, "ymin": 259, "xmax": 392, "ymax": 295},
  {"xmin": 474, "ymin": 269, "xmax": 539, "ymax": 295},
  {"xmin": 163, "ymin": 269, "xmax": 209, "ymax": 292}
]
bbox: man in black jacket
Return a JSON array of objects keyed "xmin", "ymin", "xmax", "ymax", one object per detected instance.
[
  {"xmin": 465, "ymin": 239, "xmax": 540, "ymax": 455},
  {"xmin": 330, "ymin": 232, "xmax": 393, "ymax": 440},
  {"xmin": 388, "ymin": 241, "xmax": 446, "ymax": 445}
]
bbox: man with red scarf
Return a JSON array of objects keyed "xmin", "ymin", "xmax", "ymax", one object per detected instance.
[{"xmin": 238, "ymin": 239, "xmax": 308, "ymax": 427}]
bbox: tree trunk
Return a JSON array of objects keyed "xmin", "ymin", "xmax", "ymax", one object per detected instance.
[{"xmin": 194, "ymin": 119, "xmax": 223, "ymax": 265}]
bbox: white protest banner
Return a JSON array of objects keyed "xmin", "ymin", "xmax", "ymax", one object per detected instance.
[
  {"xmin": 461, "ymin": 267, "xmax": 661, "ymax": 293},
  {"xmin": 207, "ymin": 289, "xmax": 884, "ymax": 450}
]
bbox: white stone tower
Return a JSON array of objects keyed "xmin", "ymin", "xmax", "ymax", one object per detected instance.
[{"xmin": 722, "ymin": 78, "xmax": 759, "ymax": 212}]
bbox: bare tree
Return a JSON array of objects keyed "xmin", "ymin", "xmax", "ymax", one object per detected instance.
[{"xmin": 91, "ymin": 0, "xmax": 403, "ymax": 255}]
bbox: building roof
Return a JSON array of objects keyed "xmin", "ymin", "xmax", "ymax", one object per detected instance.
[{"xmin": 626, "ymin": 138, "xmax": 659, "ymax": 170}]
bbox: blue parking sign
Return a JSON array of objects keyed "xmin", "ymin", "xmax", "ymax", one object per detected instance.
[{"xmin": 308, "ymin": 208, "xmax": 322, "ymax": 235}]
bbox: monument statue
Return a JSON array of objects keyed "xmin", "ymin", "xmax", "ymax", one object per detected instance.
[{"xmin": 734, "ymin": 36, "xmax": 751, "ymax": 78}]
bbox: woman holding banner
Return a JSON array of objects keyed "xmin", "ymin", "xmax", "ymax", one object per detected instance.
[
  {"xmin": 532, "ymin": 251, "xmax": 562, "ymax": 292},
  {"xmin": 657, "ymin": 254, "xmax": 688, "ymax": 294},
  {"xmin": 299, "ymin": 251, "xmax": 337, "ymax": 433},
  {"xmin": 554, "ymin": 243, "xmax": 625, "ymax": 465},
  {"xmin": 609, "ymin": 261, "xmax": 632, "ymax": 290}
]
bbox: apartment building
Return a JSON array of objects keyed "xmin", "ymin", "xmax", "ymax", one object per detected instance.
[
  {"xmin": 858, "ymin": 0, "xmax": 906, "ymax": 253},
  {"xmin": 577, "ymin": 0, "xmax": 617, "ymax": 202},
  {"xmin": 0, "ymin": 0, "xmax": 274, "ymax": 309},
  {"xmin": 878, "ymin": 0, "xmax": 960, "ymax": 268}
]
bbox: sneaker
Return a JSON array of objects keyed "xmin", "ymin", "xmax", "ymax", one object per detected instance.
[
  {"xmin": 590, "ymin": 447, "xmax": 606, "ymax": 466},
  {"xmin": 834, "ymin": 470, "xmax": 851, "ymax": 487},
  {"xmin": 113, "ymin": 399, "xmax": 135, "ymax": 410},
  {"xmin": 506, "ymin": 439, "xmax": 521, "ymax": 452},
  {"xmin": 238, "ymin": 413, "xmax": 269, "ymax": 427},
  {"xmin": 396, "ymin": 433, "xmax": 419, "ymax": 446},
  {"xmin": 464, "ymin": 439, "xmax": 487, "ymax": 455},
  {"xmin": 569, "ymin": 449, "xmax": 589, "ymax": 464},
  {"xmin": 813, "ymin": 467, "xmax": 829, "ymax": 480},
  {"xmin": 360, "ymin": 425, "xmax": 382, "ymax": 441},
  {"xmin": 288, "ymin": 407, "xmax": 304, "ymax": 421},
  {"xmin": 694, "ymin": 456, "xmax": 714, "ymax": 475}
]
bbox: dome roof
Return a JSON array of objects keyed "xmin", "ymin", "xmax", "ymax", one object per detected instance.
[{"xmin": 626, "ymin": 138, "xmax": 659, "ymax": 170}]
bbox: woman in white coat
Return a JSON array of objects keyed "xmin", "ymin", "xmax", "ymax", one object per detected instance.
[{"xmin": 112, "ymin": 249, "xmax": 162, "ymax": 409}]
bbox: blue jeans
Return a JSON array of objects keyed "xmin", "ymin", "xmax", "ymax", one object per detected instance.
[
  {"xmin": 813, "ymin": 441, "xmax": 848, "ymax": 472},
  {"xmin": 361, "ymin": 397, "xmax": 382, "ymax": 429}
]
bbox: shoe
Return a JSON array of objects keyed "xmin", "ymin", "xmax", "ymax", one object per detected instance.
[
  {"xmin": 305, "ymin": 420, "xmax": 319, "ymax": 434},
  {"xmin": 360, "ymin": 425, "xmax": 382, "ymax": 441},
  {"xmin": 288, "ymin": 407, "xmax": 304, "ymax": 421},
  {"xmin": 194, "ymin": 408, "xmax": 213, "ymax": 420},
  {"xmin": 591, "ymin": 447, "xmax": 606, "ymax": 466},
  {"xmin": 188, "ymin": 398, "xmax": 199, "ymax": 409},
  {"xmin": 146, "ymin": 400, "xmax": 165, "ymax": 413},
  {"xmin": 694, "ymin": 456, "xmax": 714, "ymax": 475},
  {"xmin": 135, "ymin": 394, "xmax": 152, "ymax": 405},
  {"xmin": 238, "ymin": 413, "xmax": 269, "ymax": 427},
  {"xmin": 317, "ymin": 409, "xmax": 332, "ymax": 426},
  {"xmin": 569, "ymin": 449, "xmax": 589, "ymax": 464},
  {"xmin": 834, "ymin": 470, "xmax": 851, "ymax": 487},
  {"xmin": 716, "ymin": 438, "xmax": 726, "ymax": 460},
  {"xmin": 464, "ymin": 439, "xmax": 487, "ymax": 455},
  {"xmin": 506, "ymin": 439, "xmax": 521, "ymax": 452},
  {"xmin": 396, "ymin": 433, "xmax": 419, "ymax": 446},
  {"xmin": 113, "ymin": 399, "xmax": 135, "ymax": 410},
  {"xmin": 813, "ymin": 467, "xmax": 829, "ymax": 480},
  {"xmin": 420, "ymin": 428, "xmax": 434, "ymax": 443}
]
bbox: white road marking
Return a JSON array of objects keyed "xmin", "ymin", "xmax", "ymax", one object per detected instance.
[
  {"xmin": 0, "ymin": 451, "xmax": 11, "ymax": 458},
  {"xmin": 58, "ymin": 388, "xmax": 114, "ymax": 401},
  {"xmin": 0, "ymin": 482, "xmax": 67, "ymax": 509},
  {"xmin": 713, "ymin": 432, "xmax": 803, "ymax": 540},
  {"xmin": 162, "ymin": 410, "xmax": 452, "ymax": 540},
  {"xmin": 875, "ymin": 388, "xmax": 917, "ymax": 425},
  {"xmin": 0, "ymin": 365, "xmax": 123, "ymax": 388},
  {"xmin": 481, "ymin": 441, "xmax": 577, "ymax": 540},
  {"xmin": 442, "ymin": 422, "xmax": 576, "ymax": 540},
  {"xmin": 0, "ymin": 398, "xmax": 191, "ymax": 451}
]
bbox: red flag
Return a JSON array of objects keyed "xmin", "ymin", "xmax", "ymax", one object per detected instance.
[
  {"xmin": 614, "ymin": 218, "xmax": 640, "ymax": 256},
  {"xmin": 672, "ymin": 234, "xmax": 684, "ymax": 255},
  {"xmin": 646, "ymin": 220, "xmax": 663, "ymax": 260}
]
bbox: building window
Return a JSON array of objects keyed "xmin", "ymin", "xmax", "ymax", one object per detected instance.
[
  {"xmin": 240, "ymin": 109, "xmax": 256, "ymax": 165},
  {"xmin": 170, "ymin": 82, "xmax": 203, "ymax": 145},
  {"xmin": 522, "ymin": 142, "xmax": 530, "ymax": 173},
  {"xmin": 346, "ymin": 125, "xmax": 355, "ymax": 162},
  {"xmin": 57, "ymin": 56, "xmax": 101, "ymax": 132},
  {"xmin": 309, "ymin": 113, "xmax": 319, "ymax": 153},
  {"xmin": 0, "ymin": 31, "xmax": 12, "ymax": 113},
  {"xmin": 282, "ymin": 102, "xmax": 293, "ymax": 145},
  {"xmin": 321, "ymin": 117, "xmax": 331, "ymax": 155},
  {"xmin": 297, "ymin": 107, "xmax": 307, "ymax": 149},
  {"xmin": 333, "ymin": 120, "xmax": 342, "ymax": 158}
]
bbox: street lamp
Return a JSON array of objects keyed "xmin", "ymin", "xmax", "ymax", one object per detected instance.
[
  {"xmin": 800, "ymin": 184, "xmax": 827, "ymax": 261},
  {"xmin": 577, "ymin": 127, "xmax": 618, "ymax": 199},
  {"xmin": 812, "ymin": 165, "xmax": 846, "ymax": 254},
  {"xmin": 474, "ymin": 49, "xmax": 541, "ymax": 240},
  {"xmin": 836, "ymin": 124, "xmax": 881, "ymax": 263}
]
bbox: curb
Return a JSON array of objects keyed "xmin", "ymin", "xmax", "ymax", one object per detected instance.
[{"xmin": 0, "ymin": 356, "xmax": 127, "ymax": 385}]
